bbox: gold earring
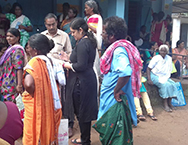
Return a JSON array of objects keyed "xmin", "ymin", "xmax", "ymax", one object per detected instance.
[{"xmin": 35, "ymin": 52, "xmax": 37, "ymax": 55}]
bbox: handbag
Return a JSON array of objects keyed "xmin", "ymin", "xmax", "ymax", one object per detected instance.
[
  {"xmin": 171, "ymin": 82, "xmax": 186, "ymax": 107},
  {"xmin": 16, "ymin": 94, "xmax": 25, "ymax": 121},
  {"xmin": 58, "ymin": 119, "xmax": 68, "ymax": 145}
]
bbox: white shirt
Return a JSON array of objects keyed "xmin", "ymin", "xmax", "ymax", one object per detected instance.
[
  {"xmin": 41, "ymin": 29, "xmax": 72, "ymax": 64},
  {"xmin": 148, "ymin": 55, "xmax": 172, "ymax": 83}
]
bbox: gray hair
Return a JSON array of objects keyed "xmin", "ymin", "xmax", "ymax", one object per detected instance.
[
  {"xmin": 85, "ymin": 0, "xmax": 99, "ymax": 14},
  {"xmin": 44, "ymin": 13, "xmax": 57, "ymax": 22},
  {"xmin": 159, "ymin": 44, "xmax": 169, "ymax": 53}
]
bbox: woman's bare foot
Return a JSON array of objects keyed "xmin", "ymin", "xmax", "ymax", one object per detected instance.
[
  {"xmin": 168, "ymin": 104, "xmax": 176, "ymax": 110},
  {"xmin": 164, "ymin": 106, "xmax": 172, "ymax": 112},
  {"xmin": 168, "ymin": 98, "xmax": 176, "ymax": 110},
  {"xmin": 164, "ymin": 99, "xmax": 172, "ymax": 112}
]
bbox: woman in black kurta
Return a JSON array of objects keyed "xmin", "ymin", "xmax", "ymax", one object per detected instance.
[{"xmin": 63, "ymin": 17, "xmax": 98, "ymax": 145}]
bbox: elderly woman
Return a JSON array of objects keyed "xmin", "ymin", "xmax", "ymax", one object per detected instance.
[
  {"xmin": 85, "ymin": 0, "xmax": 102, "ymax": 96},
  {"xmin": 85, "ymin": 0, "xmax": 102, "ymax": 51},
  {"xmin": 147, "ymin": 44, "xmax": 177, "ymax": 112}
]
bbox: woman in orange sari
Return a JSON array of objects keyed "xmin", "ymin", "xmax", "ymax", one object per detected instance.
[{"xmin": 22, "ymin": 34, "xmax": 65, "ymax": 145}]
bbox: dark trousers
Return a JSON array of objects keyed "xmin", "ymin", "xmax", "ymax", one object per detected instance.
[
  {"xmin": 73, "ymin": 79, "xmax": 91, "ymax": 145},
  {"xmin": 79, "ymin": 121, "xmax": 91, "ymax": 145},
  {"xmin": 61, "ymin": 85, "xmax": 74, "ymax": 128}
]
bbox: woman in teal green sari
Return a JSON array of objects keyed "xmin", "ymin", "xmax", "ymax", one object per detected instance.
[
  {"xmin": 60, "ymin": 7, "xmax": 77, "ymax": 48},
  {"xmin": 145, "ymin": 42, "xmax": 159, "ymax": 63},
  {"xmin": 0, "ymin": 3, "xmax": 33, "ymax": 47},
  {"xmin": 143, "ymin": 42, "xmax": 159, "ymax": 72}
]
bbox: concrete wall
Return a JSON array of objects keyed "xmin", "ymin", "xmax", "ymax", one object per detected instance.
[
  {"xmin": 0, "ymin": 0, "xmax": 16, "ymax": 13},
  {"xmin": 162, "ymin": 0, "xmax": 173, "ymax": 17},
  {"xmin": 56, "ymin": 0, "xmax": 81, "ymax": 16},
  {"xmin": 108, "ymin": 0, "xmax": 125, "ymax": 18},
  {"xmin": 181, "ymin": 24, "xmax": 188, "ymax": 48},
  {"xmin": 141, "ymin": 0, "xmax": 152, "ymax": 33},
  {"xmin": 107, "ymin": 0, "xmax": 116, "ymax": 17},
  {"xmin": 151, "ymin": 0, "xmax": 173, "ymax": 17},
  {"xmin": 151, "ymin": 0, "xmax": 162, "ymax": 13},
  {"xmin": 56, "ymin": 0, "xmax": 108, "ymax": 18}
]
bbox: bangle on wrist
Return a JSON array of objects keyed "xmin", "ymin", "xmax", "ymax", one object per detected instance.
[{"xmin": 17, "ymin": 85, "xmax": 22, "ymax": 88}]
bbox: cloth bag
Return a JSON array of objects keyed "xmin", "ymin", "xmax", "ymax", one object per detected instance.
[
  {"xmin": 16, "ymin": 94, "xmax": 25, "ymax": 121},
  {"xmin": 171, "ymin": 82, "xmax": 186, "ymax": 107},
  {"xmin": 58, "ymin": 119, "xmax": 68, "ymax": 145},
  {"xmin": 93, "ymin": 95, "xmax": 133, "ymax": 145}
]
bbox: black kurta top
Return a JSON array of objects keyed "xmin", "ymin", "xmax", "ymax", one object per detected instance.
[{"xmin": 64, "ymin": 38, "xmax": 98, "ymax": 123}]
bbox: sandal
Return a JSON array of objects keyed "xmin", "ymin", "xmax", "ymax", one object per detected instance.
[
  {"xmin": 71, "ymin": 138, "xmax": 82, "ymax": 144},
  {"xmin": 137, "ymin": 114, "xmax": 146, "ymax": 121},
  {"xmin": 148, "ymin": 114, "xmax": 157, "ymax": 121}
]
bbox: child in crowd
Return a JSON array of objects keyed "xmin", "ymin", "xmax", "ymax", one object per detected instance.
[
  {"xmin": 134, "ymin": 77, "xmax": 157, "ymax": 121},
  {"xmin": 135, "ymin": 60, "xmax": 157, "ymax": 121},
  {"xmin": 24, "ymin": 42, "xmax": 32, "ymax": 61}
]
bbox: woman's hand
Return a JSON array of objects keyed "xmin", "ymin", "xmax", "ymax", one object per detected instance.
[
  {"xmin": 18, "ymin": 24, "xmax": 25, "ymax": 30},
  {"xmin": 114, "ymin": 90, "xmax": 125, "ymax": 102},
  {"xmin": 63, "ymin": 61, "xmax": 72, "ymax": 69},
  {"xmin": 16, "ymin": 70, "xmax": 23, "ymax": 94},
  {"xmin": 155, "ymin": 47, "xmax": 159, "ymax": 51},
  {"xmin": 60, "ymin": 51, "xmax": 69, "ymax": 62},
  {"xmin": 19, "ymin": 25, "xmax": 33, "ymax": 32},
  {"xmin": 16, "ymin": 85, "xmax": 23, "ymax": 94},
  {"xmin": 114, "ymin": 76, "xmax": 130, "ymax": 102},
  {"xmin": 147, "ymin": 79, "xmax": 153, "ymax": 85},
  {"xmin": 24, "ymin": 74, "xmax": 35, "ymax": 97}
]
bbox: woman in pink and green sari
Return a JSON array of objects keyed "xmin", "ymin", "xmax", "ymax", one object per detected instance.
[{"xmin": 0, "ymin": 28, "xmax": 27, "ymax": 102}]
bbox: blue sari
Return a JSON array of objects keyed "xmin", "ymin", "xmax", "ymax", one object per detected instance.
[{"xmin": 62, "ymin": 23, "xmax": 76, "ymax": 49}]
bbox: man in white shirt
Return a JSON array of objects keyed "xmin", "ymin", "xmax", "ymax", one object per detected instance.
[
  {"xmin": 41, "ymin": 13, "xmax": 72, "ymax": 64},
  {"xmin": 42, "ymin": 13, "xmax": 73, "ymax": 137}
]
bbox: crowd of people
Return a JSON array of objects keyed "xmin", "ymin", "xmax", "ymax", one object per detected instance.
[{"xmin": 0, "ymin": 0, "xmax": 185, "ymax": 145}]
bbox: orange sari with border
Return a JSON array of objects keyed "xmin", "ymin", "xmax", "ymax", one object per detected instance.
[{"xmin": 22, "ymin": 57, "xmax": 62, "ymax": 145}]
